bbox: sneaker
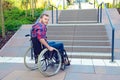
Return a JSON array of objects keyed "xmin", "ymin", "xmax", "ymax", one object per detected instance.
[{"xmin": 64, "ymin": 60, "xmax": 70, "ymax": 66}]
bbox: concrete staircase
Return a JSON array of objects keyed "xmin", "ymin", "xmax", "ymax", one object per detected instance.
[
  {"xmin": 58, "ymin": 9, "xmax": 98, "ymax": 24},
  {"xmin": 46, "ymin": 9, "xmax": 111, "ymax": 59}
]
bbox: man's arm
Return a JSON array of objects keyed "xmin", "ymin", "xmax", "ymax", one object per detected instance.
[{"xmin": 39, "ymin": 39, "xmax": 54, "ymax": 51}]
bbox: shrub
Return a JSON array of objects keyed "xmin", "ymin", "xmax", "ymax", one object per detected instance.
[
  {"xmin": 34, "ymin": 8, "xmax": 44, "ymax": 17},
  {"xmin": 0, "ymin": 1, "xmax": 44, "ymax": 36},
  {"xmin": 5, "ymin": 20, "xmax": 22, "ymax": 31},
  {"xmin": 1, "ymin": 7, "xmax": 43, "ymax": 34}
]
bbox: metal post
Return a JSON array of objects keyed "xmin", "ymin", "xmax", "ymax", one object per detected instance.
[
  {"xmin": 56, "ymin": 8, "xmax": 58, "ymax": 24},
  {"xmin": 52, "ymin": 6, "xmax": 54, "ymax": 24},
  {"xmin": 94, "ymin": 0, "xmax": 95, "ymax": 8},
  {"xmin": 79, "ymin": 0, "xmax": 81, "ymax": 9},
  {"xmin": 97, "ymin": 6, "xmax": 100, "ymax": 23},
  {"xmin": 111, "ymin": 29, "xmax": 115, "ymax": 62},
  {"xmin": 100, "ymin": 4, "xmax": 102, "ymax": 23}
]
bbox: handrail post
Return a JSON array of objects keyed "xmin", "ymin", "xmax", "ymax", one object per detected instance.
[
  {"xmin": 52, "ymin": 6, "xmax": 54, "ymax": 24},
  {"xmin": 56, "ymin": 8, "xmax": 58, "ymax": 24},
  {"xmin": 94, "ymin": 0, "xmax": 95, "ymax": 8},
  {"xmin": 97, "ymin": 6, "xmax": 100, "ymax": 23},
  {"xmin": 50, "ymin": 5, "xmax": 58, "ymax": 24},
  {"xmin": 100, "ymin": 3, "xmax": 102, "ymax": 23},
  {"xmin": 111, "ymin": 29, "xmax": 115, "ymax": 62},
  {"xmin": 79, "ymin": 0, "xmax": 81, "ymax": 9}
]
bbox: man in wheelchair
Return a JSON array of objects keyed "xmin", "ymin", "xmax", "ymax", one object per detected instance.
[{"xmin": 31, "ymin": 14, "xmax": 70, "ymax": 66}]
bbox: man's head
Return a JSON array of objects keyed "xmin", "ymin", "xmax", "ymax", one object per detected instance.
[{"xmin": 40, "ymin": 14, "xmax": 49, "ymax": 25}]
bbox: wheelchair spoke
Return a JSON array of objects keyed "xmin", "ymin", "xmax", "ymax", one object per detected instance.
[{"xmin": 39, "ymin": 56, "xmax": 48, "ymax": 71}]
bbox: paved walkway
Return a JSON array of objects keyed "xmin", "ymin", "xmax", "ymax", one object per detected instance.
[{"xmin": 0, "ymin": 9, "xmax": 120, "ymax": 80}]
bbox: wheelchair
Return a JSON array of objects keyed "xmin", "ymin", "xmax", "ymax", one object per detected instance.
[{"xmin": 24, "ymin": 34, "xmax": 70, "ymax": 77}]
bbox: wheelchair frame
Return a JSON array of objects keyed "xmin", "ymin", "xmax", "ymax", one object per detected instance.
[{"xmin": 24, "ymin": 34, "xmax": 70, "ymax": 77}]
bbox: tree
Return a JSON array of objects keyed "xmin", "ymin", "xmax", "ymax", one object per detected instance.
[
  {"xmin": 0, "ymin": 0, "xmax": 5, "ymax": 38},
  {"xmin": 113, "ymin": 0, "xmax": 115, "ymax": 7},
  {"xmin": 31, "ymin": 0, "xmax": 38, "ymax": 18},
  {"xmin": 22, "ymin": 0, "xmax": 35, "ymax": 18},
  {"xmin": 34, "ymin": 0, "xmax": 38, "ymax": 8},
  {"xmin": 31, "ymin": 0, "xmax": 35, "ymax": 18},
  {"xmin": 21, "ymin": 0, "xmax": 30, "ymax": 17}
]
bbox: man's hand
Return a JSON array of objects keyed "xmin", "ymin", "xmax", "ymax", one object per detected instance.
[
  {"xmin": 39, "ymin": 39, "xmax": 54, "ymax": 51},
  {"xmin": 48, "ymin": 46, "xmax": 54, "ymax": 51}
]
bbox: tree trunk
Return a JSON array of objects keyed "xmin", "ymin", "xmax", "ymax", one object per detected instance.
[
  {"xmin": 31, "ymin": 0, "xmax": 34, "ymax": 18},
  {"xmin": 25, "ymin": 3, "xmax": 28, "ymax": 17},
  {"xmin": 0, "ymin": 0, "xmax": 5, "ymax": 38},
  {"xmin": 34, "ymin": 0, "xmax": 37, "ymax": 8},
  {"xmin": 113, "ymin": 0, "xmax": 116, "ymax": 7},
  {"xmin": 25, "ymin": 0, "xmax": 29, "ymax": 17}
]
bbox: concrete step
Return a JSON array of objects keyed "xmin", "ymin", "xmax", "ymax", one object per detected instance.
[
  {"xmin": 58, "ymin": 21, "xmax": 97, "ymax": 24},
  {"xmin": 47, "ymin": 31, "xmax": 107, "ymax": 36},
  {"xmin": 49, "ymin": 40, "xmax": 110, "ymax": 47},
  {"xmin": 47, "ymin": 24, "xmax": 107, "ymax": 37},
  {"xmin": 48, "ymin": 36, "xmax": 109, "ymax": 40},
  {"xmin": 65, "ymin": 46, "xmax": 111, "ymax": 53},
  {"xmin": 66, "ymin": 41, "xmax": 110, "ymax": 46},
  {"xmin": 47, "ymin": 24, "xmax": 111, "ymax": 58},
  {"xmin": 59, "ymin": 9, "xmax": 97, "ymax": 22},
  {"xmin": 48, "ymin": 24, "xmax": 106, "ymax": 31},
  {"xmin": 67, "ymin": 52, "xmax": 111, "ymax": 59},
  {"xmin": 47, "ymin": 24, "xmax": 111, "ymax": 53}
]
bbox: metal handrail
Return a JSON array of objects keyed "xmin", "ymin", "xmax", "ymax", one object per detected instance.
[
  {"xmin": 48, "ymin": 0, "xmax": 63, "ymax": 24},
  {"xmin": 97, "ymin": 2, "xmax": 115, "ymax": 62},
  {"xmin": 97, "ymin": 3, "xmax": 102, "ymax": 23},
  {"xmin": 49, "ymin": 5, "xmax": 58, "ymax": 24}
]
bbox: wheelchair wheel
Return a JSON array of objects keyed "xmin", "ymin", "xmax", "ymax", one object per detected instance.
[
  {"xmin": 24, "ymin": 46, "xmax": 38, "ymax": 70},
  {"xmin": 38, "ymin": 48, "xmax": 62, "ymax": 77}
]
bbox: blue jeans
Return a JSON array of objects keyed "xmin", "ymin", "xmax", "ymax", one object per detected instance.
[
  {"xmin": 48, "ymin": 41, "xmax": 65, "ymax": 62},
  {"xmin": 48, "ymin": 41, "xmax": 64, "ymax": 51}
]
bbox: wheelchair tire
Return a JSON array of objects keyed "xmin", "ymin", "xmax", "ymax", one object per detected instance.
[
  {"xmin": 38, "ymin": 48, "xmax": 62, "ymax": 77},
  {"xmin": 24, "ymin": 46, "xmax": 38, "ymax": 70}
]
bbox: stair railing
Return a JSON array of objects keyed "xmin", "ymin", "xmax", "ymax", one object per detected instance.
[
  {"xmin": 97, "ymin": 2, "xmax": 115, "ymax": 62},
  {"xmin": 37, "ymin": 0, "xmax": 61, "ymax": 24},
  {"xmin": 48, "ymin": 0, "xmax": 64, "ymax": 24},
  {"xmin": 50, "ymin": 5, "xmax": 58, "ymax": 24}
]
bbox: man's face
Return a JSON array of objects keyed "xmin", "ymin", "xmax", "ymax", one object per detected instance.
[{"xmin": 41, "ymin": 15, "xmax": 49, "ymax": 25}]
